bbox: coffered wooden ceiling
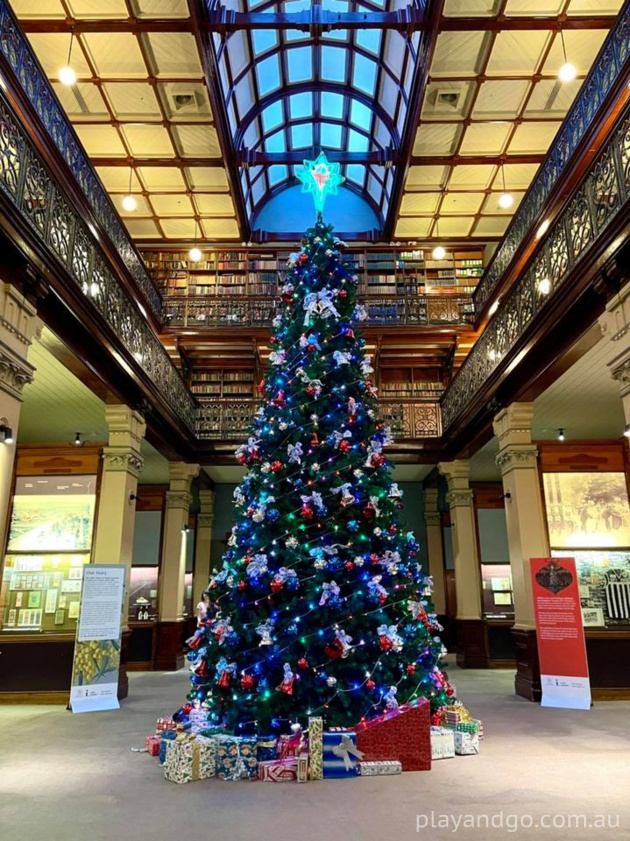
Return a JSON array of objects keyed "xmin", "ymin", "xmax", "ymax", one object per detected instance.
[{"xmin": 10, "ymin": 0, "xmax": 622, "ymax": 244}]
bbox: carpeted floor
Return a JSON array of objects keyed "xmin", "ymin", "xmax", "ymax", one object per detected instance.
[{"xmin": 1, "ymin": 665, "xmax": 629, "ymax": 841}]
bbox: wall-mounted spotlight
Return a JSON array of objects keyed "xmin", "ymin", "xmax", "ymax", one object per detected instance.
[
  {"xmin": 73, "ymin": 432, "xmax": 82, "ymax": 447},
  {"xmin": 0, "ymin": 424, "xmax": 14, "ymax": 444},
  {"xmin": 558, "ymin": 428, "xmax": 565, "ymax": 442}
]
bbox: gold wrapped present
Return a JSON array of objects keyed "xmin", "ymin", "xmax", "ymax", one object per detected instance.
[{"xmin": 163, "ymin": 733, "xmax": 216, "ymax": 784}]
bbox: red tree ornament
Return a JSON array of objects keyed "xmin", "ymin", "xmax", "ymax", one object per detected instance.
[
  {"xmin": 297, "ymin": 658, "xmax": 309, "ymax": 670},
  {"xmin": 240, "ymin": 674, "xmax": 255, "ymax": 691},
  {"xmin": 271, "ymin": 460, "xmax": 283, "ymax": 473},
  {"xmin": 301, "ymin": 505, "xmax": 314, "ymax": 520},
  {"xmin": 339, "ymin": 440, "xmax": 351, "ymax": 454}
]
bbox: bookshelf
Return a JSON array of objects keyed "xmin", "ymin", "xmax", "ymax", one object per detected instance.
[
  {"xmin": 379, "ymin": 367, "xmax": 445, "ymax": 400},
  {"xmin": 190, "ymin": 369, "xmax": 255, "ymax": 399},
  {"xmin": 144, "ymin": 246, "xmax": 485, "ymax": 301}
]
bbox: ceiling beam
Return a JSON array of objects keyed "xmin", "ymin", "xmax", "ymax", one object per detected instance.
[
  {"xmin": 385, "ymin": 0, "xmax": 445, "ymax": 240},
  {"xmin": 439, "ymin": 14, "xmax": 617, "ymax": 31},
  {"xmin": 18, "ymin": 18, "xmax": 193, "ymax": 33},
  {"xmin": 204, "ymin": 2, "xmax": 426, "ymax": 35}
]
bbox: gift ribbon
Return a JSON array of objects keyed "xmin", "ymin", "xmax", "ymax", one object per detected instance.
[
  {"xmin": 191, "ymin": 739, "xmax": 200, "ymax": 782},
  {"xmin": 331, "ymin": 735, "xmax": 364, "ymax": 771}
]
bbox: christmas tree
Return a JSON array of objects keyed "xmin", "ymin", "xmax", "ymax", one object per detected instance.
[{"xmin": 184, "ymin": 154, "xmax": 454, "ymax": 733}]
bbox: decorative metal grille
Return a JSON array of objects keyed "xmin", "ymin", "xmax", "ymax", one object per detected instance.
[
  {"xmin": 442, "ymin": 103, "xmax": 630, "ymax": 432},
  {"xmin": 0, "ymin": 0, "xmax": 161, "ymax": 317},
  {"xmin": 473, "ymin": 7, "xmax": 630, "ymax": 313}
]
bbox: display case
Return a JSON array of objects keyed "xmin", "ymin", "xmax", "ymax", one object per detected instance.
[
  {"xmin": 128, "ymin": 565, "xmax": 159, "ymax": 623},
  {"xmin": 480, "ymin": 563, "xmax": 514, "ymax": 619},
  {"xmin": 0, "ymin": 475, "xmax": 97, "ymax": 634}
]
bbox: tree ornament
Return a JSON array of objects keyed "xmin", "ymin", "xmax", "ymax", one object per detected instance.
[
  {"xmin": 366, "ymin": 679, "xmax": 375, "ymax": 690},
  {"xmin": 406, "ymin": 663, "xmax": 416, "ymax": 675},
  {"xmin": 240, "ymin": 674, "xmax": 255, "ymax": 691},
  {"xmin": 301, "ymin": 505, "xmax": 314, "ymax": 520},
  {"xmin": 297, "ymin": 658, "xmax": 309, "ymax": 670},
  {"xmin": 271, "ymin": 460, "xmax": 283, "ymax": 473},
  {"xmin": 278, "ymin": 663, "xmax": 295, "ymax": 695},
  {"xmin": 339, "ymin": 439, "xmax": 351, "ymax": 454},
  {"xmin": 326, "ymin": 676, "xmax": 338, "ymax": 687}
]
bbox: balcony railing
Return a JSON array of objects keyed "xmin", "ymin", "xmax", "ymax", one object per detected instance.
[
  {"xmin": 196, "ymin": 398, "xmax": 441, "ymax": 441},
  {"xmin": 0, "ymin": 87, "xmax": 197, "ymax": 431},
  {"xmin": 442, "ymin": 96, "xmax": 630, "ymax": 432},
  {"xmin": 164, "ymin": 294, "xmax": 474, "ymax": 329},
  {"xmin": 473, "ymin": 6, "xmax": 630, "ymax": 315},
  {"xmin": 0, "ymin": 0, "xmax": 162, "ymax": 317}
]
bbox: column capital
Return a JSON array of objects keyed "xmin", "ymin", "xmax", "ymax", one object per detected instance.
[
  {"xmin": 199, "ymin": 488, "xmax": 216, "ymax": 514},
  {"xmin": 438, "ymin": 459, "xmax": 470, "ymax": 483},
  {"xmin": 102, "ymin": 447, "xmax": 144, "ymax": 478},
  {"xmin": 0, "ymin": 341, "xmax": 35, "ymax": 401},
  {"xmin": 445, "ymin": 488, "xmax": 474, "ymax": 509},
  {"xmin": 599, "ymin": 280, "xmax": 630, "ymax": 344},
  {"xmin": 424, "ymin": 487, "xmax": 439, "ymax": 510},
  {"xmin": 166, "ymin": 490, "xmax": 193, "ymax": 511},
  {"xmin": 104, "ymin": 404, "xmax": 146, "ymax": 450},
  {"xmin": 424, "ymin": 511, "xmax": 441, "ymax": 527},
  {"xmin": 610, "ymin": 355, "xmax": 630, "ymax": 398},
  {"xmin": 169, "ymin": 461, "xmax": 200, "ymax": 483},
  {"xmin": 495, "ymin": 444, "xmax": 539, "ymax": 476},
  {"xmin": 493, "ymin": 402, "xmax": 534, "ymax": 447}
]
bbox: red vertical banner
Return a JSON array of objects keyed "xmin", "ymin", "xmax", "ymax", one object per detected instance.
[{"xmin": 530, "ymin": 557, "xmax": 591, "ymax": 710}]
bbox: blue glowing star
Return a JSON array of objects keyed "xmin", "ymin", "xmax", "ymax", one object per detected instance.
[{"xmin": 296, "ymin": 151, "xmax": 344, "ymax": 214}]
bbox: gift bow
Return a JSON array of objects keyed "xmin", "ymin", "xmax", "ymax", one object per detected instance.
[
  {"xmin": 303, "ymin": 289, "xmax": 340, "ymax": 325},
  {"xmin": 331, "ymin": 735, "xmax": 364, "ymax": 771},
  {"xmin": 319, "ymin": 580, "xmax": 340, "ymax": 606},
  {"xmin": 333, "ymin": 350, "xmax": 351, "ymax": 366},
  {"xmin": 287, "ymin": 442, "xmax": 303, "ymax": 464}
]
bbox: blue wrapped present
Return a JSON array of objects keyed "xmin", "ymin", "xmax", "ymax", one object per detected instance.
[
  {"xmin": 159, "ymin": 730, "xmax": 177, "ymax": 765},
  {"xmin": 215, "ymin": 735, "xmax": 258, "ymax": 781},
  {"xmin": 322, "ymin": 731, "xmax": 363, "ymax": 778},
  {"xmin": 257, "ymin": 735, "xmax": 278, "ymax": 762}
]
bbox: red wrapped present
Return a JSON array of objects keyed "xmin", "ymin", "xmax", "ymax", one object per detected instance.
[
  {"xmin": 156, "ymin": 717, "xmax": 175, "ymax": 733},
  {"xmin": 258, "ymin": 758, "xmax": 298, "ymax": 782},
  {"xmin": 352, "ymin": 699, "xmax": 431, "ymax": 772},
  {"xmin": 145, "ymin": 734, "xmax": 161, "ymax": 756},
  {"xmin": 278, "ymin": 730, "xmax": 306, "ymax": 758}
]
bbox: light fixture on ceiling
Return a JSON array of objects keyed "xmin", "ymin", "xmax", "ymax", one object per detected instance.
[
  {"xmin": 0, "ymin": 424, "xmax": 14, "ymax": 444},
  {"xmin": 431, "ymin": 214, "xmax": 446, "ymax": 261},
  {"xmin": 498, "ymin": 162, "xmax": 514, "ymax": 209},
  {"xmin": 121, "ymin": 165, "xmax": 137, "ymax": 212},
  {"xmin": 537, "ymin": 277, "xmax": 551, "ymax": 295},
  {"xmin": 73, "ymin": 432, "xmax": 83, "ymax": 447},
  {"xmin": 624, "ymin": 423, "xmax": 630, "ymax": 439},
  {"xmin": 558, "ymin": 29, "xmax": 577, "ymax": 83},
  {"xmin": 189, "ymin": 219, "xmax": 202, "ymax": 262},
  {"xmin": 59, "ymin": 30, "xmax": 77, "ymax": 86},
  {"xmin": 558, "ymin": 428, "xmax": 566, "ymax": 442}
]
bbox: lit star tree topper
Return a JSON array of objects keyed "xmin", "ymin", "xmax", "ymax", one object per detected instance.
[{"xmin": 296, "ymin": 151, "xmax": 345, "ymax": 214}]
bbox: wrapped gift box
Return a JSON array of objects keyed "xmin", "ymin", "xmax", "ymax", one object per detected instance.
[
  {"xmin": 163, "ymin": 734, "xmax": 216, "ymax": 784},
  {"xmin": 159, "ymin": 730, "xmax": 177, "ymax": 765},
  {"xmin": 307, "ymin": 717, "xmax": 323, "ymax": 781},
  {"xmin": 257, "ymin": 736, "xmax": 278, "ymax": 762},
  {"xmin": 352, "ymin": 699, "xmax": 431, "ymax": 772},
  {"xmin": 215, "ymin": 735, "xmax": 258, "ymax": 781},
  {"xmin": 454, "ymin": 731, "xmax": 479, "ymax": 756},
  {"xmin": 323, "ymin": 731, "xmax": 363, "ymax": 778},
  {"xmin": 474, "ymin": 719, "xmax": 484, "ymax": 740},
  {"xmin": 297, "ymin": 752, "xmax": 309, "ymax": 783},
  {"xmin": 452, "ymin": 721, "xmax": 480, "ymax": 735},
  {"xmin": 278, "ymin": 731, "xmax": 307, "ymax": 759},
  {"xmin": 156, "ymin": 717, "xmax": 175, "ymax": 733},
  {"xmin": 430, "ymin": 727, "xmax": 455, "ymax": 760},
  {"xmin": 145, "ymin": 734, "xmax": 160, "ymax": 756},
  {"xmin": 358, "ymin": 760, "xmax": 402, "ymax": 776},
  {"xmin": 258, "ymin": 757, "xmax": 298, "ymax": 782}
]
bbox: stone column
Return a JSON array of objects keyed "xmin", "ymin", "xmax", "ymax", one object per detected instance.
[
  {"xmin": 194, "ymin": 489, "xmax": 216, "ymax": 605},
  {"xmin": 156, "ymin": 462, "xmax": 199, "ymax": 669},
  {"xmin": 0, "ymin": 285, "xmax": 37, "ymax": 542},
  {"xmin": 438, "ymin": 460, "xmax": 486, "ymax": 668},
  {"xmin": 493, "ymin": 402, "xmax": 549, "ymax": 701},
  {"xmin": 423, "ymin": 488, "xmax": 446, "ymax": 616},
  {"xmin": 599, "ymin": 280, "xmax": 630, "ymax": 427},
  {"xmin": 93, "ymin": 405, "xmax": 146, "ymax": 619}
]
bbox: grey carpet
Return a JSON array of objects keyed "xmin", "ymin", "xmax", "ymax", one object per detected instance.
[{"xmin": 1, "ymin": 664, "xmax": 629, "ymax": 841}]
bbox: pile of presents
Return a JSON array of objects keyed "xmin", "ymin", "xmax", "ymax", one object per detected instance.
[{"xmin": 143, "ymin": 698, "xmax": 482, "ymax": 785}]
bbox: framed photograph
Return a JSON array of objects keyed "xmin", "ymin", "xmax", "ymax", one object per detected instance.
[
  {"xmin": 581, "ymin": 607, "xmax": 605, "ymax": 627},
  {"xmin": 15, "ymin": 592, "xmax": 23, "ymax": 608},
  {"xmin": 59, "ymin": 595, "xmax": 67, "ymax": 609},
  {"xmin": 44, "ymin": 589, "xmax": 58, "ymax": 614},
  {"xmin": 27, "ymin": 591, "xmax": 42, "ymax": 609},
  {"xmin": 68, "ymin": 601, "xmax": 80, "ymax": 620},
  {"xmin": 7, "ymin": 609, "xmax": 16, "ymax": 627},
  {"xmin": 543, "ymin": 472, "xmax": 630, "ymax": 549},
  {"xmin": 54, "ymin": 609, "xmax": 65, "ymax": 625}
]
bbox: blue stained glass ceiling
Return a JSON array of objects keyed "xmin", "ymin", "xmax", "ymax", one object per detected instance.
[{"xmin": 211, "ymin": 0, "xmax": 425, "ymax": 233}]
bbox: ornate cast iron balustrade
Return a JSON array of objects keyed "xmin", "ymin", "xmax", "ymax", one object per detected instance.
[
  {"xmin": 441, "ymin": 100, "xmax": 630, "ymax": 432},
  {"xmin": 0, "ymin": 0, "xmax": 161, "ymax": 318},
  {"xmin": 0, "ymin": 89, "xmax": 197, "ymax": 431},
  {"xmin": 196, "ymin": 399, "xmax": 441, "ymax": 441},
  {"xmin": 164, "ymin": 294, "xmax": 474, "ymax": 329},
  {"xmin": 473, "ymin": 6, "xmax": 630, "ymax": 314}
]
